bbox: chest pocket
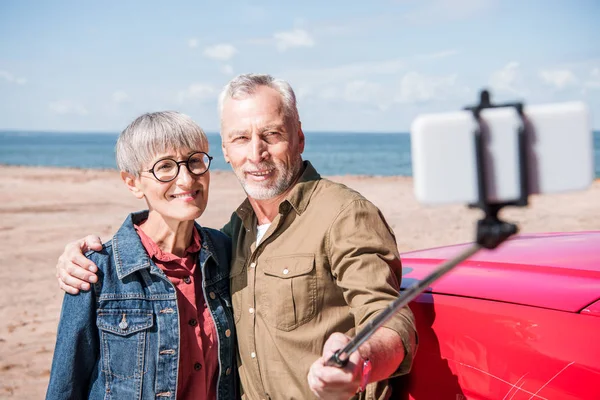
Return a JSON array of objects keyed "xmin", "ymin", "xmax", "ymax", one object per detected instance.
[
  {"xmin": 260, "ymin": 254, "xmax": 317, "ymax": 331},
  {"xmin": 97, "ymin": 309, "xmax": 153, "ymax": 389}
]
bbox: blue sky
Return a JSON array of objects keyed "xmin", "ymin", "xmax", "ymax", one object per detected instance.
[{"xmin": 1, "ymin": 0, "xmax": 599, "ymax": 132}]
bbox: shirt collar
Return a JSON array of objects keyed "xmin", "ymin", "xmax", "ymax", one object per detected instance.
[{"xmin": 134, "ymin": 222, "xmax": 202, "ymax": 263}]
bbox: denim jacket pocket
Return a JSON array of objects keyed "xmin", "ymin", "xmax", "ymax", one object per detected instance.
[
  {"xmin": 97, "ymin": 308, "xmax": 153, "ymax": 391},
  {"xmin": 261, "ymin": 254, "xmax": 317, "ymax": 331}
]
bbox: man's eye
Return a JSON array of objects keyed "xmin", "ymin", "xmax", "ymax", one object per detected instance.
[
  {"xmin": 232, "ymin": 136, "xmax": 248, "ymax": 143},
  {"xmin": 264, "ymin": 132, "xmax": 280, "ymax": 142}
]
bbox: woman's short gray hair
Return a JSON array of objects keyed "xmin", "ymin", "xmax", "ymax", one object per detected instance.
[
  {"xmin": 218, "ymin": 73, "xmax": 300, "ymax": 131},
  {"xmin": 116, "ymin": 111, "xmax": 208, "ymax": 175}
]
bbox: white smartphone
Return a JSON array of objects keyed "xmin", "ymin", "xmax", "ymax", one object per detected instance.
[{"xmin": 410, "ymin": 101, "xmax": 594, "ymax": 205}]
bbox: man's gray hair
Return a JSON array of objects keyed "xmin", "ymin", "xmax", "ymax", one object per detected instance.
[
  {"xmin": 218, "ymin": 73, "xmax": 300, "ymax": 130},
  {"xmin": 116, "ymin": 111, "xmax": 208, "ymax": 175}
]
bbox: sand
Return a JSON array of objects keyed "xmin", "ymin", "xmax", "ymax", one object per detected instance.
[{"xmin": 0, "ymin": 165, "xmax": 598, "ymax": 398}]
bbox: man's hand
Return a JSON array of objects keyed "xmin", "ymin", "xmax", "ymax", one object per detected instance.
[
  {"xmin": 56, "ymin": 235, "xmax": 102, "ymax": 294},
  {"xmin": 307, "ymin": 332, "xmax": 363, "ymax": 400}
]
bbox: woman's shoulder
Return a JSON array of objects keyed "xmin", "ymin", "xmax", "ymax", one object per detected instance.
[{"xmin": 83, "ymin": 239, "xmax": 115, "ymax": 273}]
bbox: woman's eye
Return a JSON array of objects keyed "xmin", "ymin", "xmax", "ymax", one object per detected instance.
[{"xmin": 156, "ymin": 162, "xmax": 173, "ymax": 171}]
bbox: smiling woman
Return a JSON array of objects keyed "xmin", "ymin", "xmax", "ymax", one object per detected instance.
[{"xmin": 45, "ymin": 111, "xmax": 238, "ymax": 400}]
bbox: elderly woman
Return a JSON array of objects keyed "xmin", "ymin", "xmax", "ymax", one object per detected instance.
[{"xmin": 46, "ymin": 112, "xmax": 237, "ymax": 399}]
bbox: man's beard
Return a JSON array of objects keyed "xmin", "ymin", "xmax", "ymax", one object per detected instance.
[{"xmin": 235, "ymin": 158, "xmax": 302, "ymax": 200}]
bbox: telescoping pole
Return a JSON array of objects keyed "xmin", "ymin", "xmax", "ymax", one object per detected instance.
[{"xmin": 325, "ymin": 243, "xmax": 481, "ymax": 367}]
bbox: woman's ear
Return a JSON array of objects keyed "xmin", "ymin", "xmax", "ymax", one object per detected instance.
[{"xmin": 120, "ymin": 171, "xmax": 145, "ymax": 199}]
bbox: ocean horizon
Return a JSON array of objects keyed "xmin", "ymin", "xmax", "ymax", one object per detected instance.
[{"xmin": 1, "ymin": 130, "xmax": 600, "ymax": 178}]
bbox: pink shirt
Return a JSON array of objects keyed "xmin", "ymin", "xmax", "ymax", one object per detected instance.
[{"xmin": 135, "ymin": 224, "xmax": 218, "ymax": 400}]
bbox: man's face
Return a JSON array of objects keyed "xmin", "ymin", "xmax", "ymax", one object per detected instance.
[{"xmin": 220, "ymin": 86, "xmax": 305, "ymax": 200}]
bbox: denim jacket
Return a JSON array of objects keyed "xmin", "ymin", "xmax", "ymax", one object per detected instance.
[{"xmin": 46, "ymin": 211, "xmax": 237, "ymax": 400}]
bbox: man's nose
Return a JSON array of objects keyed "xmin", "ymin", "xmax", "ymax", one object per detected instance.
[{"xmin": 249, "ymin": 136, "xmax": 268, "ymax": 163}]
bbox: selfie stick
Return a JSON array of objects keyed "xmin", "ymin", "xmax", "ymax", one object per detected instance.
[{"xmin": 326, "ymin": 90, "xmax": 530, "ymax": 368}]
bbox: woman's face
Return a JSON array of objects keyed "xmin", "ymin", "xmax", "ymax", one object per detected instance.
[{"xmin": 124, "ymin": 148, "xmax": 210, "ymax": 223}]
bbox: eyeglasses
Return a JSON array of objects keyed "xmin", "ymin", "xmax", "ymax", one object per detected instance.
[{"xmin": 145, "ymin": 152, "xmax": 213, "ymax": 182}]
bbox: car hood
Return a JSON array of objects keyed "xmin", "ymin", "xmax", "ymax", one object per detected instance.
[{"xmin": 400, "ymin": 231, "xmax": 600, "ymax": 312}]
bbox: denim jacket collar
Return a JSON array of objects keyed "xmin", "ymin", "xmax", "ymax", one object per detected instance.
[{"xmin": 113, "ymin": 210, "xmax": 220, "ymax": 280}]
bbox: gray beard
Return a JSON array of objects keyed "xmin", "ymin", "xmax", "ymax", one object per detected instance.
[{"xmin": 237, "ymin": 159, "xmax": 302, "ymax": 201}]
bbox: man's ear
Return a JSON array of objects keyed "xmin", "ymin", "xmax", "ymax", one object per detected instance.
[
  {"xmin": 221, "ymin": 137, "xmax": 231, "ymax": 164},
  {"xmin": 120, "ymin": 171, "xmax": 145, "ymax": 199},
  {"xmin": 297, "ymin": 121, "xmax": 305, "ymax": 154}
]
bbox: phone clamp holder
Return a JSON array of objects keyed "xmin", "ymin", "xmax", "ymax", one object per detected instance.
[{"xmin": 464, "ymin": 89, "xmax": 530, "ymax": 249}]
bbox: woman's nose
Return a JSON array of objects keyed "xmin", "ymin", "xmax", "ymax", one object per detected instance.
[{"xmin": 175, "ymin": 164, "xmax": 194, "ymax": 186}]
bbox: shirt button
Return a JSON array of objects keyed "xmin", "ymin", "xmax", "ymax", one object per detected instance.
[
  {"xmin": 183, "ymin": 276, "xmax": 192, "ymax": 284},
  {"xmin": 209, "ymin": 292, "xmax": 216, "ymax": 299},
  {"xmin": 189, "ymin": 319, "xmax": 198, "ymax": 327},
  {"xmin": 249, "ymin": 307, "xmax": 255, "ymax": 314},
  {"xmin": 251, "ymin": 352, "xmax": 256, "ymax": 358},
  {"xmin": 225, "ymin": 367, "xmax": 231, "ymax": 375},
  {"xmin": 282, "ymin": 268, "xmax": 289, "ymax": 275},
  {"xmin": 194, "ymin": 362, "xmax": 202, "ymax": 371},
  {"xmin": 250, "ymin": 262, "xmax": 256, "ymax": 269},
  {"xmin": 225, "ymin": 329, "xmax": 231, "ymax": 337}
]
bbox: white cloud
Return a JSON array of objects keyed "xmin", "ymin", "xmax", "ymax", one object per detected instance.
[
  {"xmin": 188, "ymin": 38, "xmax": 199, "ymax": 48},
  {"xmin": 297, "ymin": 70, "xmax": 462, "ymax": 109},
  {"xmin": 49, "ymin": 100, "xmax": 88, "ymax": 116},
  {"xmin": 203, "ymin": 44, "xmax": 237, "ymax": 61},
  {"xmin": 284, "ymin": 58, "xmax": 406, "ymax": 88},
  {"xmin": 539, "ymin": 69, "xmax": 578, "ymax": 90},
  {"xmin": 0, "ymin": 70, "xmax": 27, "ymax": 85},
  {"xmin": 489, "ymin": 62, "xmax": 523, "ymax": 95},
  {"xmin": 112, "ymin": 90, "xmax": 130, "ymax": 103},
  {"xmin": 221, "ymin": 64, "xmax": 234, "ymax": 75},
  {"xmin": 178, "ymin": 83, "xmax": 216, "ymax": 103},
  {"xmin": 274, "ymin": 29, "xmax": 315, "ymax": 52},
  {"xmin": 396, "ymin": 71, "xmax": 458, "ymax": 103}
]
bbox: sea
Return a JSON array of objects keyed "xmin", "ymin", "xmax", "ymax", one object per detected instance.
[{"xmin": 1, "ymin": 130, "xmax": 600, "ymax": 178}]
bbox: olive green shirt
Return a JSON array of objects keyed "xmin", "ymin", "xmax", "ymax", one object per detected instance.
[{"xmin": 223, "ymin": 161, "xmax": 417, "ymax": 400}]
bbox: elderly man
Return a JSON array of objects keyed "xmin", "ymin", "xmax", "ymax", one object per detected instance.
[{"xmin": 56, "ymin": 74, "xmax": 417, "ymax": 400}]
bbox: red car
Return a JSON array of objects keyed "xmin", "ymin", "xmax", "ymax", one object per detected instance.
[{"xmin": 395, "ymin": 231, "xmax": 600, "ymax": 400}]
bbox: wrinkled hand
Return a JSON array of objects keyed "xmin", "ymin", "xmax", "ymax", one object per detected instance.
[
  {"xmin": 56, "ymin": 235, "xmax": 102, "ymax": 294},
  {"xmin": 307, "ymin": 332, "xmax": 363, "ymax": 400}
]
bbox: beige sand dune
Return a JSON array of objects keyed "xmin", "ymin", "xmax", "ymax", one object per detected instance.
[{"xmin": 0, "ymin": 165, "xmax": 598, "ymax": 398}]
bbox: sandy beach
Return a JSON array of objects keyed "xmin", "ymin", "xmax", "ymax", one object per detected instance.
[{"xmin": 0, "ymin": 165, "xmax": 599, "ymax": 399}]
